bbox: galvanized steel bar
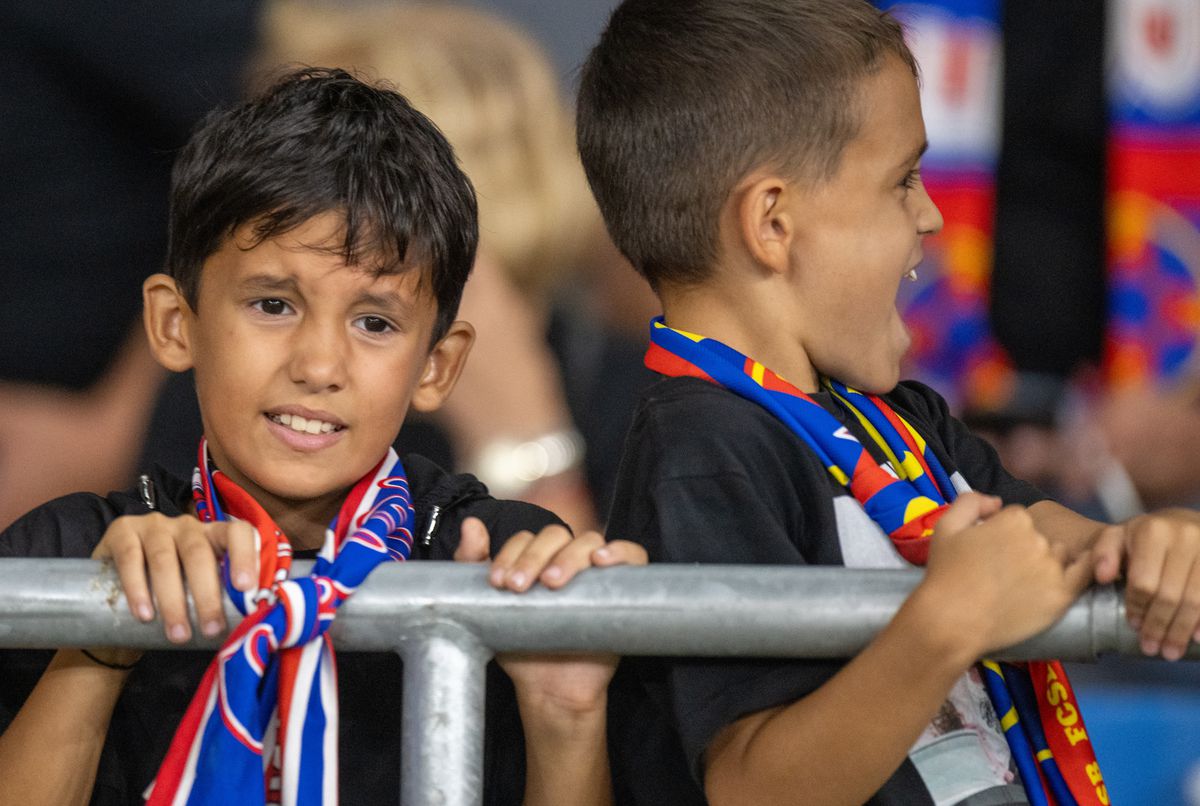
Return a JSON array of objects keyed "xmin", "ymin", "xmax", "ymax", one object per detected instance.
[
  {"xmin": 0, "ymin": 558, "xmax": 1183, "ymax": 661},
  {"xmin": 398, "ymin": 622, "xmax": 490, "ymax": 806}
]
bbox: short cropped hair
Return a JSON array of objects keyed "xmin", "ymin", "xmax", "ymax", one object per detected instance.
[
  {"xmin": 576, "ymin": 0, "xmax": 916, "ymax": 290},
  {"xmin": 167, "ymin": 67, "xmax": 478, "ymax": 342}
]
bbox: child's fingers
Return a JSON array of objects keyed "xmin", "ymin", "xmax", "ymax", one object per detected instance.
[
  {"xmin": 535, "ymin": 531, "xmax": 606, "ymax": 589},
  {"xmin": 488, "ymin": 529, "xmax": 534, "ymax": 586},
  {"xmin": 1124, "ymin": 522, "xmax": 1170, "ymax": 632},
  {"xmin": 496, "ymin": 525, "xmax": 573, "ymax": 592},
  {"xmin": 934, "ymin": 493, "xmax": 1002, "ymax": 537},
  {"xmin": 93, "ymin": 517, "xmax": 155, "ymax": 623},
  {"xmin": 592, "ymin": 539, "xmax": 648, "ymax": 568},
  {"xmin": 1091, "ymin": 524, "xmax": 1125, "ymax": 585},
  {"xmin": 1159, "ymin": 560, "xmax": 1200, "ymax": 660},
  {"xmin": 1135, "ymin": 536, "xmax": 1196, "ymax": 657},
  {"xmin": 142, "ymin": 529, "xmax": 192, "ymax": 643},
  {"xmin": 211, "ymin": 521, "xmax": 258, "ymax": 592},
  {"xmin": 178, "ymin": 525, "xmax": 227, "ymax": 638},
  {"xmin": 453, "ymin": 516, "xmax": 492, "ymax": 564}
]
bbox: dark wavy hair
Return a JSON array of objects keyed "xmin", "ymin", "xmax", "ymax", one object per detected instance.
[
  {"xmin": 166, "ymin": 67, "xmax": 478, "ymax": 342},
  {"xmin": 577, "ymin": 0, "xmax": 915, "ymax": 290}
]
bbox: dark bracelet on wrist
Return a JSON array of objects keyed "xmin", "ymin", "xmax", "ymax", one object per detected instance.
[{"xmin": 80, "ymin": 648, "xmax": 138, "ymax": 671}]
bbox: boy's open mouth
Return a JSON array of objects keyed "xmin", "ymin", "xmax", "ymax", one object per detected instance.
[{"xmin": 266, "ymin": 412, "xmax": 346, "ymax": 435}]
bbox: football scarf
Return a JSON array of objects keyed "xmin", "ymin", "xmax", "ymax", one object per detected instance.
[
  {"xmin": 645, "ymin": 317, "xmax": 1109, "ymax": 805},
  {"xmin": 146, "ymin": 439, "xmax": 415, "ymax": 806}
]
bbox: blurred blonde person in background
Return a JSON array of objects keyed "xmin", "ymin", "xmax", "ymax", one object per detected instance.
[{"xmin": 257, "ymin": 1, "xmax": 602, "ymax": 532}]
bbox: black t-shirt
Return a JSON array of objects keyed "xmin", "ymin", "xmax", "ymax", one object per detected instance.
[
  {"xmin": 605, "ymin": 377, "xmax": 1046, "ymax": 806},
  {"xmin": 0, "ymin": 455, "xmax": 562, "ymax": 805}
]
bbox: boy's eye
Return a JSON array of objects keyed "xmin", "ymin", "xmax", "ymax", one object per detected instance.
[
  {"xmin": 356, "ymin": 315, "xmax": 394, "ymax": 334},
  {"xmin": 900, "ymin": 169, "xmax": 921, "ymax": 191},
  {"xmin": 253, "ymin": 298, "xmax": 292, "ymax": 316}
]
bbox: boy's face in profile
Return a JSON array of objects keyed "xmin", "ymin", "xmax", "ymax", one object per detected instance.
[
  {"xmin": 147, "ymin": 211, "xmax": 469, "ymax": 514},
  {"xmin": 787, "ymin": 55, "xmax": 943, "ymax": 394}
]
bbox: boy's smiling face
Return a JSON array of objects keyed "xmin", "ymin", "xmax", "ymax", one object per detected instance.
[
  {"xmin": 145, "ymin": 212, "xmax": 472, "ymax": 535},
  {"xmin": 785, "ymin": 54, "xmax": 943, "ymax": 394}
]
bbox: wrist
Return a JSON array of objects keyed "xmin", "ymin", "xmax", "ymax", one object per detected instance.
[
  {"xmin": 74, "ymin": 647, "xmax": 143, "ymax": 673},
  {"xmin": 897, "ymin": 582, "xmax": 986, "ymax": 671},
  {"xmin": 517, "ymin": 689, "xmax": 608, "ymax": 733},
  {"xmin": 471, "ymin": 429, "xmax": 585, "ymax": 498}
]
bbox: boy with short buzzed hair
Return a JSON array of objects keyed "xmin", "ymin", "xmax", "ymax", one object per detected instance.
[
  {"xmin": 0, "ymin": 67, "xmax": 640, "ymax": 805},
  {"xmin": 580, "ymin": 1, "xmax": 1200, "ymax": 804}
]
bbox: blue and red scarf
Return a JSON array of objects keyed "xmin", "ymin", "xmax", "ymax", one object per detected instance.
[
  {"xmin": 146, "ymin": 439, "xmax": 414, "ymax": 806},
  {"xmin": 645, "ymin": 317, "xmax": 1109, "ymax": 806}
]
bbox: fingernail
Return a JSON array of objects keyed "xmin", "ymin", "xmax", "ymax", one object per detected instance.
[
  {"xmin": 489, "ymin": 568, "xmax": 505, "ymax": 587},
  {"xmin": 509, "ymin": 572, "xmax": 527, "ymax": 589},
  {"xmin": 168, "ymin": 624, "xmax": 189, "ymax": 643},
  {"xmin": 235, "ymin": 571, "xmax": 253, "ymax": 590},
  {"xmin": 594, "ymin": 547, "xmax": 610, "ymax": 560},
  {"xmin": 1129, "ymin": 614, "xmax": 1142, "ymax": 630},
  {"xmin": 543, "ymin": 566, "xmax": 562, "ymax": 582},
  {"xmin": 136, "ymin": 603, "xmax": 154, "ymax": 622},
  {"xmin": 202, "ymin": 620, "xmax": 222, "ymax": 638},
  {"xmin": 1163, "ymin": 645, "xmax": 1183, "ymax": 662},
  {"xmin": 1141, "ymin": 638, "xmax": 1160, "ymax": 656}
]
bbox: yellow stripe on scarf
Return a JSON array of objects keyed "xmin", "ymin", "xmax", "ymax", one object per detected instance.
[
  {"xmin": 653, "ymin": 320, "xmax": 705, "ymax": 342},
  {"xmin": 827, "ymin": 385, "xmax": 906, "ymax": 477}
]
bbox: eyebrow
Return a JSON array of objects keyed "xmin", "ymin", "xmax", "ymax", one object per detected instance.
[
  {"xmin": 352, "ymin": 289, "xmax": 413, "ymax": 317},
  {"xmin": 239, "ymin": 273, "xmax": 300, "ymax": 294}
]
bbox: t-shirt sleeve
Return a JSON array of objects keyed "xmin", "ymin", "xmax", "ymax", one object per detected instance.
[
  {"xmin": 893, "ymin": 381, "xmax": 1048, "ymax": 506},
  {"xmin": 477, "ymin": 499, "xmax": 568, "ymax": 553},
  {"xmin": 0, "ymin": 492, "xmax": 118, "ymax": 559}
]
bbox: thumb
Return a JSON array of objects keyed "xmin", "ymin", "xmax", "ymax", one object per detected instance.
[
  {"xmin": 210, "ymin": 521, "xmax": 259, "ymax": 592},
  {"xmin": 934, "ymin": 493, "xmax": 1002, "ymax": 537},
  {"xmin": 1092, "ymin": 525, "xmax": 1125, "ymax": 585},
  {"xmin": 454, "ymin": 516, "xmax": 491, "ymax": 563}
]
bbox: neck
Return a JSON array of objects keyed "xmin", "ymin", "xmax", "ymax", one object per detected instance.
[
  {"xmin": 660, "ymin": 273, "xmax": 821, "ymax": 393},
  {"xmin": 262, "ymin": 492, "xmax": 346, "ymax": 552}
]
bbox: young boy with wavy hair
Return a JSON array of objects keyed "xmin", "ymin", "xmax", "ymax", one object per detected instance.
[
  {"xmin": 0, "ymin": 67, "xmax": 639, "ymax": 805},
  {"xmin": 579, "ymin": 1, "xmax": 1200, "ymax": 803}
]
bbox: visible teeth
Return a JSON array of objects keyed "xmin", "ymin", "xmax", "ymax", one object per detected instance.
[{"xmin": 269, "ymin": 413, "xmax": 340, "ymax": 434}]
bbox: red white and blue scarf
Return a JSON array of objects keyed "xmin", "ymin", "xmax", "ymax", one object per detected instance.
[
  {"xmin": 645, "ymin": 317, "xmax": 1108, "ymax": 806},
  {"xmin": 146, "ymin": 439, "xmax": 414, "ymax": 806}
]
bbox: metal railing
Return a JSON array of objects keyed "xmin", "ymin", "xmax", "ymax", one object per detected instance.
[{"xmin": 0, "ymin": 559, "xmax": 1189, "ymax": 805}]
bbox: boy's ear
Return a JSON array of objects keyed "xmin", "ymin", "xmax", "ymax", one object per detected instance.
[
  {"xmin": 142, "ymin": 273, "xmax": 195, "ymax": 372},
  {"xmin": 735, "ymin": 174, "xmax": 794, "ymax": 276},
  {"xmin": 410, "ymin": 320, "xmax": 475, "ymax": 413}
]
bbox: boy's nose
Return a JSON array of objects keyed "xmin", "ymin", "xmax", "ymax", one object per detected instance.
[
  {"xmin": 287, "ymin": 320, "xmax": 349, "ymax": 392},
  {"xmin": 917, "ymin": 184, "xmax": 945, "ymax": 237}
]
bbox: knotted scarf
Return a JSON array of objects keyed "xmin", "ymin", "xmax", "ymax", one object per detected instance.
[
  {"xmin": 146, "ymin": 439, "xmax": 415, "ymax": 806},
  {"xmin": 645, "ymin": 317, "xmax": 1109, "ymax": 805}
]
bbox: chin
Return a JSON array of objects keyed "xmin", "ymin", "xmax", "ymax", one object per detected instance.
[
  {"xmin": 247, "ymin": 466, "xmax": 347, "ymax": 504},
  {"xmin": 846, "ymin": 365, "xmax": 901, "ymax": 396}
]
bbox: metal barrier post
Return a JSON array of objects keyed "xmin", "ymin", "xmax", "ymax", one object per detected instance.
[{"xmin": 399, "ymin": 622, "xmax": 490, "ymax": 806}]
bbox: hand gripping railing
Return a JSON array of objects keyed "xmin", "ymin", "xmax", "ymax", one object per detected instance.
[{"xmin": 0, "ymin": 559, "xmax": 1187, "ymax": 805}]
